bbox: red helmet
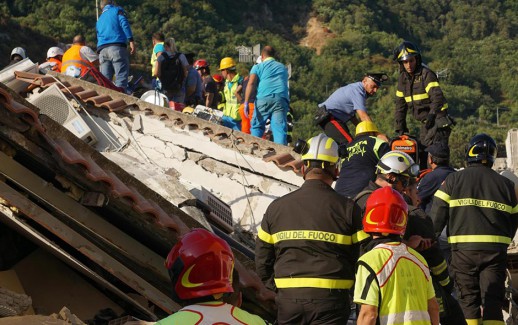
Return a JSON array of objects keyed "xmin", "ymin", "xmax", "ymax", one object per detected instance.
[
  {"xmin": 363, "ymin": 187, "xmax": 408, "ymax": 235},
  {"xmin": 212, "ymin": 74, "xmax": 224, "ymax": 83},
  {"xmin": 194, "ymin": 59, "xmax": 209, "ymax": 70},
  {"xmin": 165, "ymin": 228, "xmax": 234, "ymax": 301}
]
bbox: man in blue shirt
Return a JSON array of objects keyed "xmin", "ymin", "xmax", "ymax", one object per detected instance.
[
  {"xmin": 244, "ymin": 46, "xmax": 289, "ymax": 145},
  {"xmin": 96, "ymin": 0, "xmax": 136, "ymax": 91},
  {"xmin": 316, "ymin": 73, "xmax": 387, "ymax": 147}
]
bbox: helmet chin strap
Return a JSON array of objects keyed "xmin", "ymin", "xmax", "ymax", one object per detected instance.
[{"xmin": 378, "ymin": 174, "xmax": 396, "ymax": 185}]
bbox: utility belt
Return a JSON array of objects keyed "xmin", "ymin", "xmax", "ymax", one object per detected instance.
[{"xmin": 314, "ymin": 105, "xmax": 332, "ymax": 126}]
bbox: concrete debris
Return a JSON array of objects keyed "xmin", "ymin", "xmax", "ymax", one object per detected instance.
[
  {"xmin": 50, "ymin": 307, "xmax": 86, "ymax": 325},
  {"xmin": 0, "ymin": 287, "xmax": 31, "ymax": 316}
]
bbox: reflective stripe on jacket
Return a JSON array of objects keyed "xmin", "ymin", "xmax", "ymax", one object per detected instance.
[
  {"xmin": 395, "ymin": 65, "xmax": 448, "ymax": 131},
  {"xmin": 355, "ymin": 242, "xmax": 434, "ymax": 325},
  {"xmin": 431, "ymin": 164, "xmax": 518, "ymax": 251},
  {"xmin": 223, "ymin": 74, "xmax": 242, "ymax": 120},
  {"xmin": 155, "ymin": 302, "xmax": 268, "ymax": 325},
  {"xmin": 61, "ymin": 45, "xmax": 92, "ymax": 75},
  {"xmin": 256, "ymin": 179, "xmax": 368, "ymax": 292}
]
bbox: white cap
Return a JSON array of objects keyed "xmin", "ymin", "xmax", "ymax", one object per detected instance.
[{"xmin": 47, "ymin": 46, "xmax": 64, "ymax": 59}]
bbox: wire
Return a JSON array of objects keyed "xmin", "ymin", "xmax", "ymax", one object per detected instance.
[{"xmin": 229, "ymin": 131, "xmax": 258, "ymax": 234}]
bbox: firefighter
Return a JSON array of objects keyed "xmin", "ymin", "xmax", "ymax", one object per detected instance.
[
  {"xmin": 335, "ymin": 120, "xmax": 390, "ymax": 199},
  {"xmin": 393, "ymin": 41, "xmax": 454, "ymax": 168},
  {"xmin": 431, "ymin": 133, "xmax": 518, "ymax": 325},
  {"xmin": 354, "ymin": 150, "xmax": 420, "ymax": 212},
  {"xmin": 403, "ymin": 177, "xmax": 467, "ymax": 325},
  {"xmin": 354, "ymin": 187, "xmax": 440, "ymax": 325},
  {"xmin": 255, "ymin": 133, "xmax": 367, "ymax": 325},
  {"xmin": 157, "ymin": 228, "xmax": 269, "ymax": 325}
]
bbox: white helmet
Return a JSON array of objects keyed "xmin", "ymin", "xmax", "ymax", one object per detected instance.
[
  {"xmin": 47, "ymin": 46, "xmax": 64, "ymax": 59},
  {"xmin": 376, "ymin": 151, "xmax": 419, "ymax": 177},
  {"xmin": 301, "ymin": 133, "xmax": 339, "ymax": 164},
  {"xmin": 10, "ymin": 47, "xmax": 27, "ymax": 60}
]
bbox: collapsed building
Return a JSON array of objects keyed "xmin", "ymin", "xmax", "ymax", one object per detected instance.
[
  {"xmin": 0, "ymin": 59, "xmax": 517, "ymax": 323},
  {"xmin": 0, "ymin": 64, "xmax": 307, "ymax": 323}
]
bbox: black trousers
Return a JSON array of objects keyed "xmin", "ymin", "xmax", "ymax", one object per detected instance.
[
  {"xmin": 451, "ymin": 250, "xmax": 507, "ymax": 322},
  {"xmin": 320, "ymin": 117, "xmax": 353, "ymax": 147},
  {"xmin": 276, "ymin": 289, "xmax": 351, "ymax": 325},
  {"xmin": 418, "ymin": 124, "xmax": 452, "ymax": 169}
]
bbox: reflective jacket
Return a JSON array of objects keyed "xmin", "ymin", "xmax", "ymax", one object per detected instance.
[
  {"xmin": 256, "ymin": 179, "xmax": 367, "ymax": 293},
  {"xmin": 431, "ymin": 164, "xmax": 518, "ymax": 251},
  {"xmin": 395, "ymin": 65, "xmax": 448, "ymax": 133},
  {"xmin": 61, "ymin": 44, "xmax": 93, "ymax": 76},
  {"xmin": 354, "ymin": 242, "xmax": 435, "ymax": 325},
  {"xmin": 156, "ymin": 302, "xmax": 268, "ymax": 325},
  {"xmin": 223, "ymin": 74, "xmax": 243, "ymax": 120}
]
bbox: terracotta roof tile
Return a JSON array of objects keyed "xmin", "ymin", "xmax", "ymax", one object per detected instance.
[{"xmin": 0, "ymin": 81, "xmax": 278, "ymax": 317}]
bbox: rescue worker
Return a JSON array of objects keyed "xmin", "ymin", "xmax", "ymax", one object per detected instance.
[
  {"xmin": 150, "ymin": 32, "xmax": 165, "ymax": 85},
  {"xmin": 44, "ymin": 46, "xmax": 63, "ymax": 72},
  {"xmin": 335, "ymin": 121, "xmax": 390, "ymax": 199},
  {"xmin": 354, "ymin": 150, "xmax": 420, "ymax": 212},
  {"xmin": 219, "ymin": 57, "xmax": 243, "ymax": 130},
  {"xmin": 7, "ymin": 47, "xmax": 27, "ymax": 67},
  {"xmin": 393, "ymin": 41, "xmax": 454, "ymax": 168},
  {"xmin": 256, "ymin": 133, "xmax": 367, "ymax": 325},
  {"xmin": 417, "ymin": 142, "xmax": 456, "ymax": 262},
  {"xmin": 354, "ymin": 187, "xmax": 440, "ymax": 325},
  {"xmin": 316, "ymin": 73, "xmax": 388, "ymax": 146},
  {"xmin": 212, "ymin": 74, "xmax": 225, "ymax": 111},
  {"xmin": 194, "ymin": 59, "xmax": 218, "ymax": 109},
  {"xmin": 431, "ymin": 133, "xmax": 518, "ymax": 325},
  {"xmin": 418, "ymin": 142, "xmax": 456, "ymax": 213},
  {"xmin": 62, "ymin": 35, "xmax": 99, "ymax": 77},
  {"xmin": 403, "ymin": 177, "xmax": 466, "ymax": 325},
  {"xmin": 157, "ymin": 228, "xmax": 269, "ymax": 325}
]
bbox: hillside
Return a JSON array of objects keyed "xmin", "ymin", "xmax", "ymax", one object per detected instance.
[{"xmin": 1, "ymin": 0, "xmax": 517, "ymax": 167}]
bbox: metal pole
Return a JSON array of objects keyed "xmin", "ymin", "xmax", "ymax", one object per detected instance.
[{"xmin": 96, "ymin": 0, "xmax": 99, "ymax": 20}]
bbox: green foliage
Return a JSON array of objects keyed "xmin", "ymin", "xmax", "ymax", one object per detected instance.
[{"xmin": 0, "ymin": 0, "xmax": 516, "ymax": 168}]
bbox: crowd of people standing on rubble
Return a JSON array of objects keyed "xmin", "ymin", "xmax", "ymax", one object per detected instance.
[{"xmin": 4, "ymin": 1, "xmax": 518, "ymax": 324}]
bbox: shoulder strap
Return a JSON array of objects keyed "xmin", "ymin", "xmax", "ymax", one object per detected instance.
[
  {"xmin": 356, "ymin": 260, "xmax": 382, "ymax": 325},
  {"xmin": 354, "ymin": 189, "xmax": 373, "ymax": 203}
]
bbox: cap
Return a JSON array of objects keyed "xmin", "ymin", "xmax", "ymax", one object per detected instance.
[
  {"xmin": 365, "ymin": 73, "xmax": 388, "ymax": 86},
  {"xmin": 425, "ymin": 142, "xmax": 450, "ymax": 159}
]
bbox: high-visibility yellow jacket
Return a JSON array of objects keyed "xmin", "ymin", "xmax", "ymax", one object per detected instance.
[
  {"xmin": 156, "ymin": 302, "xmax": 268, "ymax": 325},
  {"xmin": 223, "ymin": 74, "xmax": 243, "ymax": 120},
  {"xmin": 354, "ymin": 242, "xmax": 435, "ymax": 325}
]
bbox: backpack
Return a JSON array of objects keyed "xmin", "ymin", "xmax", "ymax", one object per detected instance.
[{"xmin": 159, "ymin": 52, "xmax": 184, "ymax": 92}]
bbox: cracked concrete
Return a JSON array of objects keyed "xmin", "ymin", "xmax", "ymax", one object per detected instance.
[{"xmin": 96, "ymin": 114, "xmax": 301, "ymax": 233}]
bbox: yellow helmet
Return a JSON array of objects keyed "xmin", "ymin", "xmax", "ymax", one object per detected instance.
[
  {"xmin": 182, "ymin": 106, "xmax": 195, "ymax": 114},
  {"xmin": 301, "ymin": 133, "xmax": 339, "ymax": 164},
  {"xmin": 219, "ymin": 57, "xmax": 236, "ymax": 70},
  {"xmin": 355, "ymin": 121, "xmax": 379, "ymax": 136}
]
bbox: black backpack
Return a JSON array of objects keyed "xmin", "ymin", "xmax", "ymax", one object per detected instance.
[{"xmin": 159, "ymin": 52, "xmax": 184, "ymax": 92}]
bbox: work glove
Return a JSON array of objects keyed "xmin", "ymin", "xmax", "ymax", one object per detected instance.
[
  {"xmin": 425, "ymin": 113, "xmax": 436, "ymax": 130},
  {"xmin": 244, "ymin": 102, "xmax": 250, "ymax": 117}
]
